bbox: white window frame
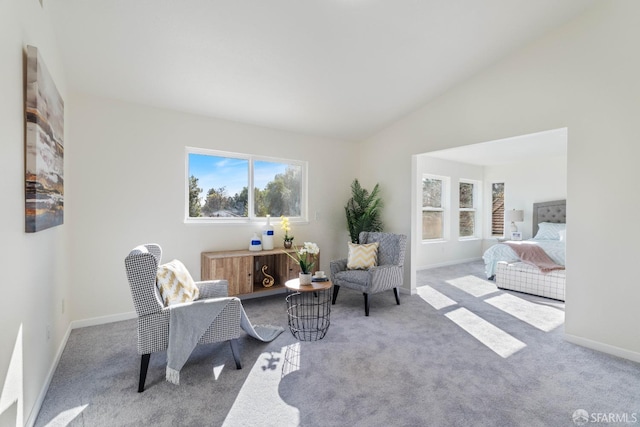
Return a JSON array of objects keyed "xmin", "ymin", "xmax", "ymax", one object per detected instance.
[
  {"xmin": 458, "ymin": 179, "xmax": 480, "ymax": 240},
  {"xmin": 185, "ymin": 147, "xmax": 308, "ymax": 224},
  {"xmin": 421, "ymin": 174, "xmax": 449, "ymax": 242}
]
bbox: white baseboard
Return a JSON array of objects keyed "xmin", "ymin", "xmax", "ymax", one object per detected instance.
[
  {"xmin": 564, "ymin": 333, "xmax": 640, "ymax": 364},
  {"xmin": 26, "ymin": 311, "xmax": 137, "ymax": 427},
  {"xmin": 416, "ymin": 257, "xmax": 483, "ymax": 271},
  {"xmin": 26, "ymin": 323, "xmax": 72, "ymax": 427},
  {"xmin": 70, "ymin": 311, "xmax": 136, "ymax": 329}
]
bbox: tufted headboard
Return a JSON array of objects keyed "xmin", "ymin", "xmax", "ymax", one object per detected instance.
[{"xmin": 532, "ymin": 200, "xmax": 566, "ymax": 236}]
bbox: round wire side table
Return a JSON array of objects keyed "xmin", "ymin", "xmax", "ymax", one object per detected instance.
[{"xmin": 285, "ymin": 278, "xmax": 332, "ymax": 341}]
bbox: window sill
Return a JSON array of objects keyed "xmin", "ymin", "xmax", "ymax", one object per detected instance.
[
  {"xmin": 421, "ymin": 239, "xmax": 447, "ymax": 244},
  {"xmin": 184, "ymin": 217, "xmax": 309, "ymax": 225}
]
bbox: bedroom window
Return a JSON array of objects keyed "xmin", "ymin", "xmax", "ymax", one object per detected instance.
[
  {"xmin": 459, "ymin": 180, "xmax": 478, "ymax": 238},
  {"xmin": 491, "ymin": 183, "xmax": 505, "ymax": 237},
  {"xmin": 422, "ymin": 175, "xmax": 447, "ymax": 240},
  {"xmin": 186, "ymin": 148, "xmax": 307, "ymax": 222}
]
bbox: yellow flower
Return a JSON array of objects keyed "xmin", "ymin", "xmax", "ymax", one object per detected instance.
[{"xmin": 280, "ymin": 216, "xmax": 293, "ymax": 241}]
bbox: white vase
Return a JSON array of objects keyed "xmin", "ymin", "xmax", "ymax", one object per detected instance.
[
  {"xmin": 299, "ymin": 273, "xmax": 312, "ymax": 285},
  {"xmin": 262, "ymin": 215, "xmax": 274, "ymax": 250},
  {"xmin": 249, "ymin": 232, "xmax": 262, "ymax": 251}
]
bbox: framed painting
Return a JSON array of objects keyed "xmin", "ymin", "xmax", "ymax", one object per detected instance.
[{"xmin": 25, "ymin": 45, "xmax": 64, "ymax": 232}]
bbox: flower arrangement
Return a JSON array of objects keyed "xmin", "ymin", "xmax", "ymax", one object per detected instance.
[
  {"xmin": 285, "ymin": 241, "xmax": 320, "ymax": 274},
  {"xmin": 280, "ymin": 216, "xmax": 294, "ymax": 243}
]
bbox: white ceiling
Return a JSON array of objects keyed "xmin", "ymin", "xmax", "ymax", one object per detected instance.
[
  {"xmin": 423, "ymin": 127, "xmax": 567, "ymax": 166},
  {"xmin": 47, "ymin": 0, "xmax": 595, "ymax": 141}
]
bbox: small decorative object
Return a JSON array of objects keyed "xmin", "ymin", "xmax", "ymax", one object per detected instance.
[
  {"xmin": 312, "ymin": 270, "xmax": 329, "ymax": 282},
  {"xmin": 281, "ymin": 215, "xmax": 294, "ymax": 248},
  {"xmin": 262, "ymin": 215, "xmax": 274, "ymax": 250},
  {"xmin": 25, "ymin": 45, "xmax": 65, "ymax": 233},
  {"xmin": 249, "ymin": 232, "xmax": 262, "ymax": 251},
  {"xmin": 261, "ymin": 265, "xmax": 274, "ymax": 288},
  {"xmin": 284, "ymin": 242, "xmax": 320, "ymax": 285},
  {"xmin": 299, "ymin": 272, "xmax": 312, "ymax": 285}
]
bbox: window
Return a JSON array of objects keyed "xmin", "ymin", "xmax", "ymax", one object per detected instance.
[
  {"xmin": 491, "ymin": 183, "xmax": 505, "ymax": 237},
  {"xmin": 186, "ymin": 148, "xmax": 306, "ymax": 221},
  {"xmin": 422, "ymin": 175, "xmax": 447, "ymax": 240},
  {"xmin": 459, "ymin": 181, "xmax": 477, "ymax": 238}
]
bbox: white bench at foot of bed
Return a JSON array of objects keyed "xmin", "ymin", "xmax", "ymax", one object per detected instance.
[{"xmin": 495, "ymin": 261, "xmax": 565, "ymax": 301}]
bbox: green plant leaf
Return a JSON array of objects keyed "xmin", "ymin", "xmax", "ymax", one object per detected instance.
[{"xmin": 345, "ymin": 179, "xmax": 383, "ymax": 243}]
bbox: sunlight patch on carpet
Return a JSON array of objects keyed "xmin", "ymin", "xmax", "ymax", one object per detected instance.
[
  {"xmin": 447, "ymin": 275, "xmax": 498, "ymax": 297},
  {"xmin": 417, "ymin": 285, "xmax": 457, "ymax": 310},
  {"xmin": 212, "ymin": 364, "xmax": 225, "ymax": 380},
  {"xmin": 222, "ymin": 345, "xmax": 299, "ymax": 427},
  {"xmin": 43, "ymin": 405, "xmax": 88, "ymax": 427},
  {"xmin": 282, "ymin": 342, "xmax": 301, "ymax": 377},
  {"xmin": 484, "ymin": 293, "xmax": 564, "ymax": 332},
  {"xmin": 445, "ymin": 308, "xmax": 526, "ymax": 358}
]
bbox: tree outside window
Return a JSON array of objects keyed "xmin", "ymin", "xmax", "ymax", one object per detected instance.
[
  {"xmin": 459, "ymin": 181, "xmax": 476, "ymax": 238},
  {"xmin": 187, "ymin": 150, "xmax": 305, "ymax": 220},
  {"xmin": 422, "ymin": 176, "xmax": 446, "ymax": 240}
]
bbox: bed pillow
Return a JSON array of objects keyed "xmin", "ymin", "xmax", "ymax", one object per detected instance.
[
  {"xmin": 558, "ymin": 229, "xmax": 566, "ymax": 242},
  {"xmin": 533, "ymin": 222, "xmax": 566, "ymax": 240},
  {"xmin": 347, "ymin": 242, "xmax": 379, "ymax": 270},
  {"xmin": 156, "ymin": 259, "xmax": 200, "ymax": 306}
]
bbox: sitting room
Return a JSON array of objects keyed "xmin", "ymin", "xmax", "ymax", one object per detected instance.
[{"xmin": 2, "ymin": 1, "xmax": 639, "ymax": 426}]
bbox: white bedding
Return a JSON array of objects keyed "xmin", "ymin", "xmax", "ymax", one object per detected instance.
[{"xmin": 483, "ymin": 239, "xmax": 565, "ymax": 278}]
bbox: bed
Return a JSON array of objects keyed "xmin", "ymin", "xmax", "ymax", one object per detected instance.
[{"xmin": 483, "ymin": 200, "xmax": 566, "ymax": 300}]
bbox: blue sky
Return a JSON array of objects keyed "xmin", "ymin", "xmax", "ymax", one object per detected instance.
[{"xmin": 189, "ymin": 154, "xmax": 288, "ymax": 196}]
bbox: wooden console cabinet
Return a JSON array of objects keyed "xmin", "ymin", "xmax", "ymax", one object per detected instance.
[{"xmin": 201, "ymin": 247, "xmax": 319, "ymax": 297}]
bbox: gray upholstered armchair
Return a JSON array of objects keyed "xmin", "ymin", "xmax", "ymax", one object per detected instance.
[
  {"xmin": 124, "ymin": 244, "xmax": 242, "ymax": 392},
  {"xmin": 330, "ymin": 232, "xmax": 407, "ymax": 316}
]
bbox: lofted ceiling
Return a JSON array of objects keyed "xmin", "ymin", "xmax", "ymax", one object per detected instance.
[
  {"xmin": 424, "ymin": 128, "xmax": 567, "ymax": 166},
  {"xmin": 47, "ymin": 0, "xmax": 595, "ymax": 141}
]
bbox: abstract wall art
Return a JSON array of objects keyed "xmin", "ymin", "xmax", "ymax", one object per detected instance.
[{"xmin": 25, "ymin": 45, "xmax": 64, "ymax": 232}]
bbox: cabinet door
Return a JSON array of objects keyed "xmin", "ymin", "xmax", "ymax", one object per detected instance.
[
  {"xmin": 277, "ymin": 251, "xmax": 320, "ymax": 281},
  {"xmin": 285, "ymin": 255, "xmax": 299, "ymax": 280},
  {"xmin": 275, "ymin": 252, "xmax": 298, "ymax": 283},
  {"xmin": 204, "ymin": 256, "xmax": 253, "ymax": 296}
]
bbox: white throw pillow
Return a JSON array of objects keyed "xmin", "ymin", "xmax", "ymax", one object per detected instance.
[
  {"xmin": 533, "ymin": 222, "xmax": 566, "ymax": 240},
  {"xmin": 347, "ymin": 242, "xmax": 379, "ymax": 270},
  {"xmin": 156, "ymin": 259, "xmax": 200, "ymax": 306}
]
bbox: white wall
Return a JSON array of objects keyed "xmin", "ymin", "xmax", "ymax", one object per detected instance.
[
  {"xmin": 360, "ymin": 0, "xmax": 640, "ymax": 360},
  {"xmin": 66, "ymin": 93, "xmax": 358, "ymax": 322},
  {"xmin": 415, "ymin": 156, "xmax": 484, "ymax": 269},
  {"xmin": 483, "ymin": 154, "xmax": 567, "ymax": 248},
  {"xmin": 0, "ymin": 1, "xmax": 70, "ymax": 426}
]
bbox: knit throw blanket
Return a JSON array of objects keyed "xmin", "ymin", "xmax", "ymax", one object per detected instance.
[
  {"xmin": 504, "ymin": 241, "xmax": 565, "ymax": 273},
  {"xmin": 166, "ymin": 298, "xmax": 284, "ymax": 385}
]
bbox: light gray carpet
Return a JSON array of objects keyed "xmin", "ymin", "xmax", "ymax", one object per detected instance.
[{"xmin": 34, "ymin": 261, "xmax": 640, "ymax": 426}]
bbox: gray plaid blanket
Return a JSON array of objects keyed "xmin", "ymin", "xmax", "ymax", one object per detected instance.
[{"xmin": 166, "ymin": 298, "xmax": 283, "ymax": 384}]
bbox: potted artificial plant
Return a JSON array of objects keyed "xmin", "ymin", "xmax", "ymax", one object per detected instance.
[{"xmin": 344, "ymin": 179, "xmax": 383, "ymax": 243}]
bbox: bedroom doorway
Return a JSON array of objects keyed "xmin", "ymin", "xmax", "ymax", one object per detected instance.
[{"xmin": 411, "ymin": 127, "xmax": 567, "ymax": 281}]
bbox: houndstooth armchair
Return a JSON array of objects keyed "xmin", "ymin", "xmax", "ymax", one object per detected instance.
[
  {"xmin": 330, "ymin": 232, "xmax": 407, "ymax": 316},
  {"xmin": 125, "ymin": 243, "xmax": 242, "ymax": 392}
]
